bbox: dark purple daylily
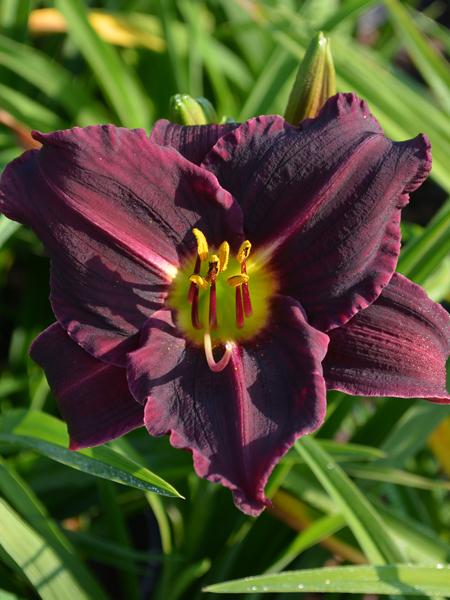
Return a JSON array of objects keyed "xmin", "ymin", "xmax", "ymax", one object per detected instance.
[{"xmin": 1, "ymin": 93, "xmax": 449, "ymax": 515}]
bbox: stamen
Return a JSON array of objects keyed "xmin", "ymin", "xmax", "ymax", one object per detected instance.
[
  {"xmin": 209, "ymin": 254, "xmax": 220, "ymax": 274},
  {"xmin": 217, "ymin": 241, "xmax": 230, "ymax": 272},
  {"xmin": 235, "ymin": 286, "xmax": 244, "ymax": 328},
  {"xmin": 193, "ymin": 228, "xmax": 209, "ymax": 261},
  {"xmin": 188, "ymin": 256, "xmax": 201, "ymax": 303},
  {"xmin": 191, "ymin": 286, "xmax": 202, "ymax": 329},
  {"xmin": 204, "ymin": 332, "xmax": 233, "ymax": 372},
  {"xmin": 209, "ymin": 282, "xmax": 217, "ymax": 329},
  {"xmin": 240, "ymin": 260, "xmax": 253, "ymax": 317},
  {"xmin": 237, "ymin": 240, "xmax": 252, "ymax": 264},
  {"xmin": 227, "ymin": 274, "xmax": 249, "ymax": 287},
  {"xmin": 242, "ymin": 281, "xmax": 253, "ymax": 317},
  {"xmin": 189, "ymin": 274, "xmax": 209, "ymax": 289}
]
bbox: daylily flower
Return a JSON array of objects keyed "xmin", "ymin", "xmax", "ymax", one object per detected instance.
[{"xmin": 1, "ymin": 93, "xmax": 448, "ymax": 515}]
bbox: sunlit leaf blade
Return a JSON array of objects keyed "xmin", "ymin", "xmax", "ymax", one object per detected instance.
[
  {"xmin": 296, "ymin": 437, "xmax": 404, "ymax": 563},
  {"xmin": 381, "ymin": 403, "xmax": 450, "ymax": 466},
  {"xmin": 0, "ymin": 410, "xmax": 182, "ymax": 497},
  {"xmin": 0, "ymin": 215, "xmax": 20, "ymax": 247},
  {"xmin": 238, "ymin": 47, "xmax": 296, "ymax": 119},
  {"xmin": 384, "ymin": 0, "xmax": 450, "ymax": 114},
  {"xmin": 204, "ymin": 564, "xmax": 450, "ymax": 594},
  {"xmin": 0, "ymin": 83, "xmax": 64, "ymax": 131},
  {"xmin": 0, "ymin": 33, "xmax": 106, "ymax": 123},
  {"xmin": 0, "ymin": 498, "xmax": 92, "ymax": 600},
  {"xmin": 0, "ymin": 458, "xmax": 107, "ymax": 599},
  {"xmin": 398, "ymin": 198, "xmax": 450, "ymax": 284},
  {"xmin": 344, "ymin": 463, "xmax": 450, "ymax": 491},
  {"xmin": 54, "ymin": 0, "xmax": 151, "ymax": 128},
  {"xmin": 320, "ymin": 0, "xmax": 379, "ymax": 31},
  {"xmin": 265, "ymin": 512, "xmax": 345, "ymax": 573},
  {"xmin": 373, "ymin": 502, "xmax": 450, "ymax": 563},
  {"xmin": 317, "ymin": 440, "xmax": 386, "ymax": 462},
  {"xmin": 0, "ymin": 589, "xmax": 22, "ymax": 600}
]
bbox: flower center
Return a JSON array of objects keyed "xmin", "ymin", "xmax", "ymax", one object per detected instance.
[{"xmin": 168, "ymin": 229, "xmax": 277, "ymax": 372}]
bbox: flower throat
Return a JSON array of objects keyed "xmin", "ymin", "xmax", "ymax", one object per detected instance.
[{"xmin": 168, "ymin": 229, "xmax": 276, "ymax": 372}]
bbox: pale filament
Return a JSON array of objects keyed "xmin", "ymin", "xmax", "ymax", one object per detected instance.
[{"xmin": 203, "ymin": 332, "xmax": 233, "ymax": 373}]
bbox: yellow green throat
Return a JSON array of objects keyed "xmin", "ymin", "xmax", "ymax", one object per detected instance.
[{"xmin": 168, "ymin": 229, "xmax": 277, "ymax": 371}]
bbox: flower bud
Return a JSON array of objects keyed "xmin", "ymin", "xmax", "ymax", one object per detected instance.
[
  {"xmin": 284, "ymin": 31, "xmax": 336, "ymax": 125},
  {"xmin": 169, "ymin": 94, "xmax": 217, "ymax": 125},
  {"xmin": 194, "ymin": 96, "xmax": 218, "ymax": 123}
]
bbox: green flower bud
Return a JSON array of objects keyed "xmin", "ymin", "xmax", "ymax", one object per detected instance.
[
  {"xmin": 169, "ymin": 94, "xmax": 217, "ymax": 125},
  {"xmin": 284, "ymin": 32, "xmax": 336, "ymax": 125},
  {"xmin": 194, "ymin": 97, "xmax": 218, "ymax": 123}
]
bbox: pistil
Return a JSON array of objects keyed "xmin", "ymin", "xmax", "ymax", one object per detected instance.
[{"xmin": 204, "ymin": 332, "xmax": 233, "ymax": 372}]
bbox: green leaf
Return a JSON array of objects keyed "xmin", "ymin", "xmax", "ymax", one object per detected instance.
[
  {"xmin": 0, "ymin": 215, "xmax": 20, "ymax": 248},
  {"xmin": 381, "ymin": 403, "xmax": 450, "ymax": 466},
  {"xmin": 238, "ymin": 47, "xmax": 297, "ymax": 120},
  {"xmin": 0, "ymin": 458, "xmax": 107, "ymax": 599},
  {"xmin": 318, "ymin": 440, "xmax": 386, "ymax": 462},
  {"xmin": 398, "ymin": 197, "xmax": 450, "ymax": 284},
  {"xmin": 374, "ymin": 502, "xmax": 450, "ymax": 563},
  {"xmin": 320, "ymin": 0, "xmax": 379, "ymax": 32},
  {"xmin": 384, "ymin": 0, "xmax": 450, "ymax": 114},
  {"xmin": 296, "ymin": 437, "xmax": 404, "ymax": 563},
  {"xmin": 204, "ymin": 564, "xmax": 450, "ymax": 595},
  {"xmin": 0, "ymin": 33, "xmax": 106, "ymax": 123},
  {"xmin": 0, "ymin": 83, "xmax": 64, "ymax": 131},
  {"xmin": 0, "ymin": 409, "xmax": 182, "ymax": 497},
  {"xmin": 0, "ymin": 498, "xmax": 92, "ymax": 599},
  {"xmin": 265, "ymin": 512, "xmax": 345, "ymax": 573},
  {"xmin": 54, "ymin": 0, "xmax": 151, "ymax": 128},
  {"xmin": 344, "ymin": 463, "xmax": 450, "ymax": 491},
  {"xmin": 285, "ymin": 471, "xmax": 450, "ymax": 564},
  {"xmin": 0, "ymin": 589, "xmax": 23, "ymax": 600}
]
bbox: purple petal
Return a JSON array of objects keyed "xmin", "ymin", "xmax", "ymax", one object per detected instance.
[
  {"xmin": 324, "ymin": 273, "xmax": 450, "ymax": 401},
  {"xmin": 150, "ymin": 120, "xmax": 238, "ymax": 165},
  {"xmin": 0, "ymin": 126, "xmax": 243, "ymax": 365},
  {"xmin": 127, "ymin": 298, "xmax": 328, "ymax": 515},
  {"xmin": 203, "ymin": 93, "xmax": 432, "ymax": 331},
  {"xmin": 30, "ymin": 323, "xmax": 144, "ymax": 449}
]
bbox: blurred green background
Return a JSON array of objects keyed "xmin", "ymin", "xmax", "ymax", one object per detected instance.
[{"xmin": 0, "ymin": 1, "xmax": 450, "ymax": 599}]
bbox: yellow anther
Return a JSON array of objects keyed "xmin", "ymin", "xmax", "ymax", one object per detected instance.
[
  {"xmin": 210, "ymin": 254, "xmax": 220, "ymax": 271},
  {"xmin": 227, "ymin": 274, "xmax": 250, "ymax": 287},
  {"xmin": 192, "ymin": 228, "xmax": 209, "ymax": 261},
  {"xmin": 237, "ymin": 240, "xmax": 252, "ymax": 264},
  {"xmin": 189, "ymin": 274, "xmax": 209, "ymax": 289},
  {"xmin": 217, "ymin": 241, "xmax": 230, "ymax": 272}
]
